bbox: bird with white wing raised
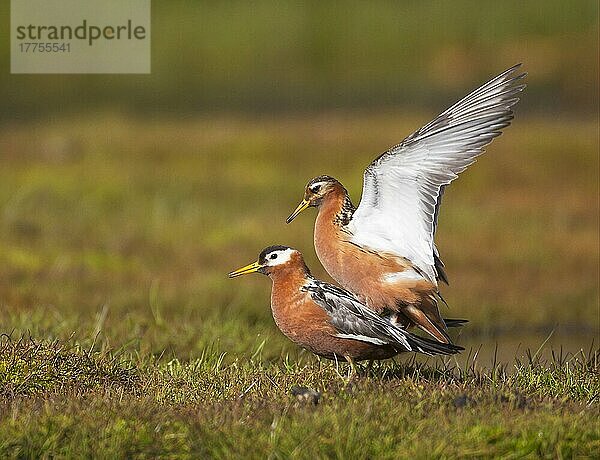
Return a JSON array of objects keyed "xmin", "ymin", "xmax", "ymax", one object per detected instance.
[{"xmin": 286, "ymin": 64, "xmax": 526, "ymax": 344}]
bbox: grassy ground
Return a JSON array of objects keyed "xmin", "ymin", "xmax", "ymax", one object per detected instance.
[
  {"xmin": 0, "ymin": 113, "xmax": 598, "ymax": 457},
  {"xmin": 0, "ymin": 335, "xmax": 598, "ymax": 458}
]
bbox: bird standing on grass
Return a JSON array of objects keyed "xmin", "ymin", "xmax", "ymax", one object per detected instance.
[
  {"xmin": 228, "ymin": 245, "xmax": 462, "ymax": 372},
  {"xmin": 286, "ymin": 64, "xmax": 526, "ymax": 344}
]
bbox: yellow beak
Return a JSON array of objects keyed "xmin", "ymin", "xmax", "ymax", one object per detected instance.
[
  {"xmin": 286, "ymin": 199, "xmax": 310, "ymax": 224},
  {"xmin": 228, "ymin": 261, "xmax": 263, "ymax": 278}
]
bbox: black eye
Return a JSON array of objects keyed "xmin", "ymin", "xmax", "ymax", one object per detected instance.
[
  {"xmin": 270, "ymin": 253, "xmax": 278, "ymax": 260},
  {"xmin": 310, "ymin": 184, "xmax": 321, "ymax": 193}
]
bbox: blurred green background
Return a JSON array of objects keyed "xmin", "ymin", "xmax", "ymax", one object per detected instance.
[
  {"xmin": 0, "ymin": 1, "xmax": 598, "ymax": 362},
  {"xmin": 0, "ymin": 0, "xmax": 598, "ymax": 117}
]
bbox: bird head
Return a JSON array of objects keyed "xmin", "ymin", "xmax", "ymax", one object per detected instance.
[
  {"xmin": 286, "ymin": 175, "xmax": 340, "ymax": 223},
  {"xmin": 228, "ymin": 245, "xmax": 305, "ymax": 278}
]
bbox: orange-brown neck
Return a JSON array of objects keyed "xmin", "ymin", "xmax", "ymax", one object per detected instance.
[
  {"xmin": 267, "ymin": 258, "xmax": 317, "ymax": 338},
  {"xmin": 312, "ymin": 185, "xmax": 356, "ymax": 290},
  {"xmin": 267, "ymin": 261, "xmax": 310, "ymax": 289},
  {"xmin": 315, "ymin": 183, "xmax": 355, "ymax": 229}
]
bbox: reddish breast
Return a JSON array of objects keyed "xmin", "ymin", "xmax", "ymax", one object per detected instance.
[{"xmin": 269, "ymin": 263, "xmax": 336, "ymax": 346}]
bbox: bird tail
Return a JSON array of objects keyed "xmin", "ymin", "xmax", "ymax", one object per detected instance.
[
  {"xmin": 444, "ymin": 318, "xmax": 469, "ymax": 328},
  {"xmin": 403, "ymin": 330, "xmax": 464, "ymax": 356}
]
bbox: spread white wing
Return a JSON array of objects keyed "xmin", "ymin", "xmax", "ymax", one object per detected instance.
[{"xmin": 348, "ymin": 64, "xmax": 526, "ymax": 283}]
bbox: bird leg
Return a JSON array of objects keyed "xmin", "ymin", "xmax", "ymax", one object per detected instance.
[
  {"xmin": 345, "ymin": 356, "xmax": 357, "ymax": 381},
  {"xmin": 365, "ymin": 360, "xmax": 374, "ymax": 376}
]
